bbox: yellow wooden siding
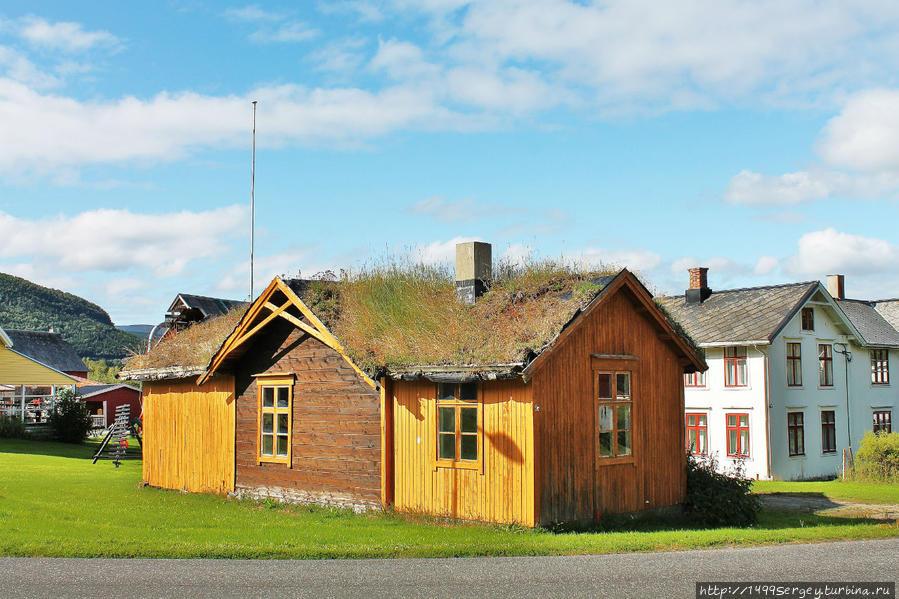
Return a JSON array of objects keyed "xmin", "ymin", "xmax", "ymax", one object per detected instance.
[
  {"xmin": 392, "ymin": 379, "xmax": 536, "ymax": 527},
  {"xmin": 0, "ymin": 347, "xmax": 75, "ymax": 385},
  {"xmin": 142, "ymin": 376, "xmax": 236, "ymax": 495}
]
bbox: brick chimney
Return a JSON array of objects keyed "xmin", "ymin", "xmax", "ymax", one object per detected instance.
[
  {"xmin": 685, "ymin": 267, "xmax": 711, "ymax": 304},
  {"xmin": 826, "ymin": 274, "xmax": 845, "ymax": 300},
  {"xmin": 455, "ymin": 241, "xmax": 492, "ymax": 304}
]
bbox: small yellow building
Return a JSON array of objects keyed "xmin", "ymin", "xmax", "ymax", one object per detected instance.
[{"xmin": 0, "ymin": 326, "xmax": 75, "ymax": 422}]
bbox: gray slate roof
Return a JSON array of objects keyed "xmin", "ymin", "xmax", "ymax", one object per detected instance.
[
  {"xmin": 836, "ymin": 300, "xmax": 899, "ymax": 348},
  {"xmin": 658, "ymin": 282, "xmax": 818, "ymax": 345},
  {"xmin": 78, "ymin": 384, "xmax": 139, "ymax": 399},
  {"xmin": 5, "ymin": 329, "xmax": 86, "ymax": 372},
  {"xmin": 169, "ymin": 294, "xmax": 248, "ymax": 318},
  {"xmin": 873, "ymin": 299, "xmax": 899, "ymax": 333}
]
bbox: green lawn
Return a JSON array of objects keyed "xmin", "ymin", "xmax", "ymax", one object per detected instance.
[
  {"xmin": 752, "ymin": 479, "xmax": 899, "ymax": 505},
  {"xmin": 1, "ymin": 438, "xmax": 896, "ymax": 559}
]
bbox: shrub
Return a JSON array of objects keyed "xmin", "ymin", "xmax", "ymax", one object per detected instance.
[
  {"xmin": 851, "ymin": 431, "xmax": 899, "ymax": 483},
  {"xmin": 0, "ymin": 414, "xmax": 27, "ymax": 439},
  {"xmin": 49, "ymin": 388, "xmax": 92, "ymax": 444},
  {"xmin": 683, "ymin": 453, "xmax": 760, "ymax": 527}
]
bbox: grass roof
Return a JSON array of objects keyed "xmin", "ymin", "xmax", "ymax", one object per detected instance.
[
  {"xmin": 327, "ymin": 260, "xmax": 618, "ymax": 372},
  {"xmin": 124, "ymin": 259, "xmax": 631, "ymax": 375},
  {"xmin": 124, "ymin": 307, "xmax": 247, "ymax": 371}
]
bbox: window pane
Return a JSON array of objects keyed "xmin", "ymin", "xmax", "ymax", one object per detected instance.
[
  {"xmin": 438, "ymin": 432, "xmax": 455, "ymax": 459},
  {"xmin": 460, "ymin": 407, "xmax": 477, "ymax": 433},
  {"xmin": 276, "ymin": 434, "xmax": 288, "ymax": 457},
  {"xmin": 599, "ymin": 431, "xmax": 612, "ymax": 457},
  {"xmin": 728, "ymin": 415, "xmax": 736, "ymax": 427},
  {"xmin": 740, "ymin": 430, "xmax": 749, "ymax": 454},
  {"xmin": 460, "ymin": 434, "xmax": 477, "ymax": 460},
  {"xmin": 262, "ymin": 413, "xmax": 273, "ymax": 433},
  {"xmin": 438, "ymin": 407, "xmax": 455, "ymax": 433},
  {"xmin": 437, "ymin": 383, "xmax": 455, "ymax": 401},
  {"xmin": 698, "ymin": 415, "xmax": 707, "ymax": 426},
  {"xmin": 262, "ymin": 387, "xmax": 274, "ymax": 408},
  {"xmin": 687, "ymin": 415, "xmax": 695, "ymax": 426},
  {"xmin": 698, "ymin": 430, "xmax": 707, "ymax": 453},
  {"xmin": 616, "ymin": 405, "xmax": 630, "ymax": 431},
  {"xmin": 617, "ymin": 430, "xmax": 631, "ymax": 456},
  {"xmin": 688, "ymin": 429, "xmax": 697, "ymax": 451},
  {"xmin": 261, "ymin": 434, "xmax": 273, "ymax": 455},
  {"xmin": 277, "ymin": 387, "xmax": 289, "ymax": 408},
  {"xmin": 729, "ymin": 430, "xmax": 737, "ymax": 453},
  {"xmin": 459, "ymin": 383, "xmax": 477, "ymax": 401},
  {"xmin": 277, "ymin": 413, "xmax": 289, "ymax": 434},
  {"xmin": 598, "ymin": 405, "xmax": 613, "ymax": 431},
  {"xmin": 616, "ymin": 373, "xmax": 630, "ymax": 398},
  {"xmin": 737, "ymin": 362, "xmax": 747, "ymax": 386},
  {"xmin": 739, "ymin": 415, "xmax": 748, "ymax": 427},
  {"xmin": 597, "ymin": 373, "xmax": 612, "ymax": 399}
]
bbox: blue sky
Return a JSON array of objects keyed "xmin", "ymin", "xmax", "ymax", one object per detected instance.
[{"xmin": 2, "ymin": 1, "xmax": 899, "ymax": 325}]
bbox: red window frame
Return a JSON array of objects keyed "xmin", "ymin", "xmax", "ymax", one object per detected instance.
[
  {"xmin": 726, "ymin": 413, "xmax": 750, "ymax": 457},
  {"xmin": 684, "ymin": 371, "xmax": 706, "ymax": 388},
  {"xmin": 800, "ymin": 307, "xmax": 814, "ymax": 331},
  {"xmin": 818, "ymin": 344, "xmax": 833, "ymax": 387},
  {"xmin": 786, "ymin": 342, "xmax": 802, "ymax": 387},
  {"xmin": 685, "ymin": 413, "xmax": 708, "ymax": 455},
  {"xmin": 821, "ymin": 410, "xmax": 836, "ymax": 454},
  {"xmin": 871, "ymin": 349, "xmax": 890, "ymax": 385},
  {"xmin": 787, "ymin": 412, "xmax": 805, "ymax": 457},
  {"xmin": 873, "ymin": 410, "xmax": 892, "ymax": 435},
  {"xmin": 724, "ymin": 346, "xmax": 748, "ymax": 388}
]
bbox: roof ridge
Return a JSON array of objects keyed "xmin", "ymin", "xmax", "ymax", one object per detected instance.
[{"xmin": 660, "ymin": 280, "xmax": 817, "ymax": 299}]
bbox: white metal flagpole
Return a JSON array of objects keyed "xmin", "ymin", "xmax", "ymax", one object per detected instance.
[{"xmin": 250, "ymin": 100, "xmax": 257, "ymax": 302}]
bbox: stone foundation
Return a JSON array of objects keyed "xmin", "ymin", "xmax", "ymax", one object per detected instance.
[{"xmin": 231, "ymin": 484, "xmax": 380, "ymax": 513}]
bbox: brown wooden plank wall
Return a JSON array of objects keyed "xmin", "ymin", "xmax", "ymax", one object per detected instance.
[
  {"xmin": 532, "ymin": 286, "xmax": 687, "ymax": 525},
  {"xmin": 141, "ymin": 375, "xmax": 235, "ymax": 494},
  {"xmin": 234, "ymin": 320, "xmax": 381, "ymax": 507},
  {"xmin": 391, "ymin": 378, "xmax": 536, "ymax": 526}
]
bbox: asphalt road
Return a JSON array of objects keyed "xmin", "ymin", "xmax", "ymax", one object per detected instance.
[{"xmin": 0, "ymin": 539, "xmax": 896, "ymax": 599}]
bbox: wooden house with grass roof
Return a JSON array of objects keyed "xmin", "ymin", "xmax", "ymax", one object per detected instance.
[{"xmin": 121, "ymin": 242, "xmax": 705, "ymax": 526}]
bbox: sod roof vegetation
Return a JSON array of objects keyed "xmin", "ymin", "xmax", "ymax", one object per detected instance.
[{"xmin": 124, "ymin": 262, "xmax": 693, "ymax": 377}]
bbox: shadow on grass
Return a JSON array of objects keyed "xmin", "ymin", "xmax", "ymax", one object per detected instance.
[
  {"xmin": 544, "ymin": 508, "xmax": 887, "ymax": 535},
  {"xmin": 754, "ymin": 491, "xmax": 842, "ymax": 512},
  {"xmin": 0, "ymin": 437, "xmax": 142, "ymax": 460}
]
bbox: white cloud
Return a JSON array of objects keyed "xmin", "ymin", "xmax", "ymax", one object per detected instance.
[
  {"xmin": 754, "ymin": 255, "xmax": 779, "ymax": 276},
  {"xmin": 18, "ymin": 16, "xmax": 120, "ymax": 53},
  {"xmin": 0, "ymin": 205, "xmax": 247, "ymax": 276},
  {"xmin": 222, "ymin": 5, "xmax": 285, "ymax": 22},
  {"xmin": 564, "ymin": 247, "xmax": 662, "ymax": 273},
  {"xmin": 0, "ymin": 79, "xmax": 469, "ymax": 175},
  {"xmin": 215, "ymin": 246, "xmax": 317, "ymax": 295},
  {"xmin": 407, "ymin": 196, "xmax": 506, "ymax": 222},
  {"xmin": 414, "ymin": 236, "xmax": 481, "ymax": 265},
  {"xmin": 817, "ymin": 88, "xmax": 899, "ymax": 172},
  {"xmin": 370, "ymin": 39, "xmax": 441, "ymax": 81},
  {"xmin": 724, "ymin": 88, "xmax": 899, "ymax": 205},
  {"xmin": 248, "ymin": 22, "xmax": 319, "ymax": 43},
  {"xmin": 0, "ymin": 45, "xmax": 60, "ymax": 89},
  {"xmin": 784, "ymin": 228, "xmax": 899, "ymax": 277}
]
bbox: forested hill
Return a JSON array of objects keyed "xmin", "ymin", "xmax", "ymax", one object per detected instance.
[{"xmin": 0, "ymin": 272, "xmax": 145, "ymax": 361}]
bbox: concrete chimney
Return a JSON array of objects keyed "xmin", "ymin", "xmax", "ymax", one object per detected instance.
[
  {"xmin": 826, "ymin": 274, "xmax": 845, "ymax": 300},
  {"xmin": 455, "ymin": 241, "xmax": 492, "ymax": 304},
  {"xmin": 685, "ymin": 267, "xmax": 711, "ymax": 304}
]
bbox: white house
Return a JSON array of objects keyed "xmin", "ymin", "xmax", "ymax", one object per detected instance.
[{"xmin": 660, "ymin": 270, "xmax": 898, "ymax": 480}]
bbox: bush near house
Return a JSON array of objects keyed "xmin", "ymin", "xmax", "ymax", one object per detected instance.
[
  {"xmin": 851, "ymin": 431, "xmax": 899, "ymax": 483},
  {"xmin": 49, "ymin": 388, "xmax": 92, "ymax": 443},
  {"xmin": 0, "ymin": 414, "xmax": 27, "ymax": 439},
  {"xmin": 683, "ymin": 453, "xmax": 760, "ymax": 527}
]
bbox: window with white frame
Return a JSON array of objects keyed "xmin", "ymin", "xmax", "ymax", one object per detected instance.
[
  {"xmin": 871, "ymin": 349, "xmax": 889, "ymax": 385},
  {"xmin": 724, "ymin": 347, "xmax": 748, "ymax": 387},
  {"xmin": 786, "ymin": 342, "xmax": 802, "ymax": 387},
  {"xmin": 818, "ymin": 344, "xmax": 833, "ymax": 387}
]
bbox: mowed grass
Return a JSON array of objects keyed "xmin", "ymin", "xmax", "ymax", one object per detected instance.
[
  {"xmin": 752, "ymin": 479, "xmax": 899, "ymax": 505},
  {"xmin": 1, "ymin": 438, "xmax": 897, "ymax": 559}
]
